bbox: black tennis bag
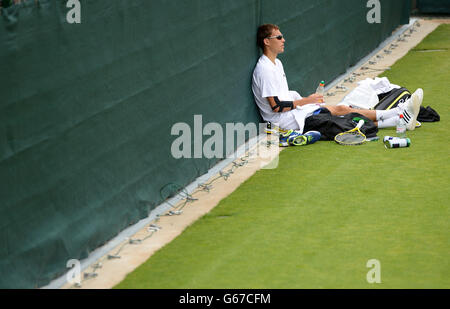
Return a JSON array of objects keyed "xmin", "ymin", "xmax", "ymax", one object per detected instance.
[
  {"xmin": 303, "ymin": 111, "xmax": 378, "ymax": 141},
  {"xmin": 375, "ymin": 87, "xmax": 411, "ymax": 110}
]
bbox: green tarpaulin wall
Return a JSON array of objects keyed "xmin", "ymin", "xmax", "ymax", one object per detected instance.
[
  {"xmin": 417, "ymin": 0, "xmax": 450, "ymax": 14},
  {"xmin": 0, "ymin": 0, "xmax": 410, "ymax": 288}
]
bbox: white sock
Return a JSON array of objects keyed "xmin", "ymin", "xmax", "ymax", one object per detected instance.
[
  {"xmin": 377, "ymin": 116, "xmax": 399, "ymax": 129},
  {"xmin": 376, "ymin": 107, "xmax": 401, "ymax": 121}
]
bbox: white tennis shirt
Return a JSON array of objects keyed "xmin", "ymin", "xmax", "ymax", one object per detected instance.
[
  {"xmin": 252, "ymin": 54, "xmax": 317, "ymax": 130},
  {"xmin": 252, "ymin": 55, "xmax": 291, "ymax": 123}
]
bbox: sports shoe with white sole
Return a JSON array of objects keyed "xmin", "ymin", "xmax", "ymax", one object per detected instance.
[
  {"xmin": 288, "ymin": 133, "xmax": 308, "ymax": 146},
  {"xmin": 279, "ymin": 130, "xmax": 322, "ymax": 147},
  {"xmin": 402, "ymin": 88, "xmax": 423, "ymax": 131},
  {"xmin": 288, "ymin": 130, "xmax": 321, "ymax": 146},
  {"xmin": 279, "ymin": 129, "xmax": 295, "ymax": 147},
  {"xmin": 303, "ymin": 131, "xmax": 321, "ymax": 145}
]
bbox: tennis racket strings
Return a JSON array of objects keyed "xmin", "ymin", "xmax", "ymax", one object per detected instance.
[{"xmin": 334, "ymin": 120, "xmax": 367, "ymax": 145}]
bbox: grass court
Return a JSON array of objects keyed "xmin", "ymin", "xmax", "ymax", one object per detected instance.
[{"xmin": 116, "ymin": 25, "xmax": 450, "ymax": 289}]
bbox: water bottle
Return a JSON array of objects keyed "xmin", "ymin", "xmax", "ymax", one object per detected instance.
[
  {"xmin": 316, "ymin": 81, "xmax": 325, "ymax": 103},
  {"xmin": 396, "ymin": 114, "xmax": 407, "ymax": 138},
  {"xmin": 384, "ymin": 137, "xmax": 411, "ymax": 149}
]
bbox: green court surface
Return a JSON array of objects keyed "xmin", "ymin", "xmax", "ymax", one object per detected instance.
[{"xmin": 115, "ymin": 25, "xmax": 450, "ymax": 289}]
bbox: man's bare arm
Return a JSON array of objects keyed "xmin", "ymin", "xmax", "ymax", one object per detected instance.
[
  {"xmin": 267, "ymin": 94, "xmax": 324, "ymax": 112},
  {"xmin": 293, "ymin": 94, "xmax": 324, "ymax": 107}
]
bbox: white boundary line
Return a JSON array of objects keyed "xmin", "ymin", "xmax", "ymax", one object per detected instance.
[{"xmin": 42, "ymin": 18, "xmax": 418, "ymax": 289}]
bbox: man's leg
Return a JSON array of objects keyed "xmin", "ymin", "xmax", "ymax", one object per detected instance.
[
  {"xmin": 326, "ymin": 105, "xmax": 409, "ymax": 128},
  {"xmin": 324, "ymin": 105, "xmax": 382, "ymax": 126},
  {"xmin": 325, "ymin": 105, "xmax": 377, "ymax": 120},
  {"xmin": 325, "ymin": 88, "xmax": 424, "ymax": 129},
  {"xmin": 377, "ymin": 117, "xmax": 399, "ymax": 129}
]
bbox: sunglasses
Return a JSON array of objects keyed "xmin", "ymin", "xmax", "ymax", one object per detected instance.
[{"xmin": 267, "ymin": 35, "xmax": 284, "ymax": 40}]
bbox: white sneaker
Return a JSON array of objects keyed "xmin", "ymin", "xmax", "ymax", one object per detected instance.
[{"xmin": 402, "ymin": 88, "xmax": 423, "ymax": 131}]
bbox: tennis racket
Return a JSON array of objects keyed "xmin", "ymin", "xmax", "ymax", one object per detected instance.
[{"xmin": 334, "ymin": 120, "xmax": 367, "ymax": 146}]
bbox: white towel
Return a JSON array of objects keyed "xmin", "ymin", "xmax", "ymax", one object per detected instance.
[
  {"xmin": 338, "ymin": 77, "xmax": 400, "ymax": 109},
  {"xmin": 358, "ymin": 77, "xmax": 400, "ymax": 95}
]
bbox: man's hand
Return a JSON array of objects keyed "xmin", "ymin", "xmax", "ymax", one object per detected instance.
[
  {"xmin": 293, "ymin": 93, "xmax": 324, "ymax": 108},
  {"xmin": 307, "ymin": 93, "xmax": 324, "ymax": 103}
]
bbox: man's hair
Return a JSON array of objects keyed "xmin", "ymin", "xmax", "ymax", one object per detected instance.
[{"xmin": 257, "ymin": 24, "xmax": 279, "ymax": 51}]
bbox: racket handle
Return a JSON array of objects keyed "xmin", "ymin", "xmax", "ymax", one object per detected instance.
[{"xmin": 356, "ymin": 120, "xmax": 365, "ymax": 129}]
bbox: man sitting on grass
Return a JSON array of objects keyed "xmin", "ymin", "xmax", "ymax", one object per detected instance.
[{"xmin": 252, "ymin": 24, "xmax": 423, "ymax": 146}]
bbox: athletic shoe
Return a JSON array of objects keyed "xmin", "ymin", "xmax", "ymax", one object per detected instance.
[
  {"xmin": 279, "ymin": 129, "xmax": 294, "ymax": 147},
  {"xmin": 288, "ymin": 132, "xmax": 308, "ymax": 146},
  {"xmin": 290, "ymin": 131, "xmax": 321, "ymax": 146},
  {"xmin": 279, "ymin": 130, "xmax": 321, "ymax": 147},
  {"xmin": 279, "ymin": 129, "xmax": 306, "ymax": 146},
  {"xmin": 402, "ymin": 88, "xmax": 423, "ymax": 131},
  {"xmin": 303, "ymin": 131, "xmax": 321, "ymax": 145}
]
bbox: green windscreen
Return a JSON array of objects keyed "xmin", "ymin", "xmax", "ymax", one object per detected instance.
[
  {"xmin": 417, "ymin": 0, "xmax": 450, "ymax": 14},
  {"xmin": 0, "ymin": 0, "xmax": 409, "ymax": 288}
]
